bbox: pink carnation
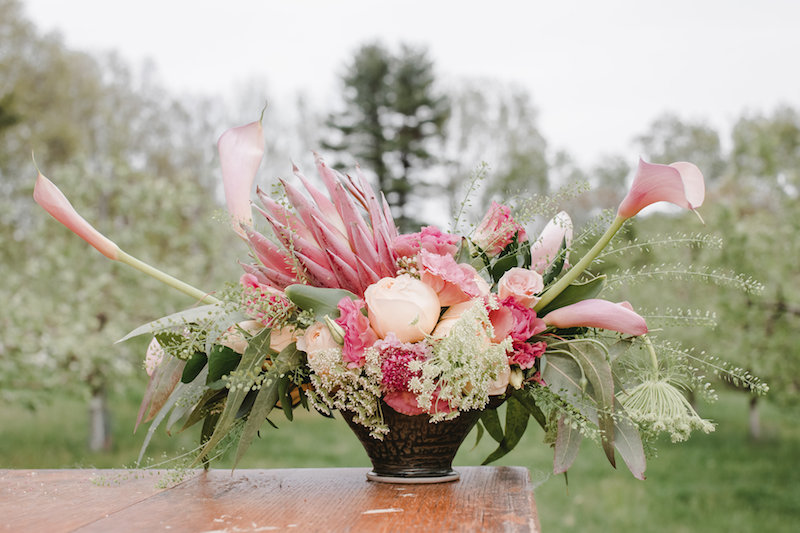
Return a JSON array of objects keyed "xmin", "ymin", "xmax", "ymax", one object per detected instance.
[
  {"xmin": 473, "ymin": 201, "xmax": 528, "ymax": 256},
  {"xmin": 375, "ymin": 333, "xmax": 430, "ymax": 392},
  {"xmin": 393, "ymin": 226, "xmax": 460, "ymax": 258},
  {"xmin": 509, "ymin": 340, "xmax": 546, "ymax": 369},
  {"xmin": 418, "ymin": 250, "xmax": 482, "ymax": 306},
  {"xmin": 489, "ymin": 297, "xmax": 546, "ymax": 342},
  {"xmin": 335, "ymin": 297, "xmax": 379, "ymax": 368}
]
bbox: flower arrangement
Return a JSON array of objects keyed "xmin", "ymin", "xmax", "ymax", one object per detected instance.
[{"xmin": 33, "ymin": 119, "xmax": 766, "ymax": 480}]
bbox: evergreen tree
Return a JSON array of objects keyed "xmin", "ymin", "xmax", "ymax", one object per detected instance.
[{"xmin": 324, "ymin": 42, "xmax": 449, "ymax": 231}]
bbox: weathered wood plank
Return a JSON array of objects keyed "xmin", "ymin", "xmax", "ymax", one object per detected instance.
[
  {"xmin": 0, "ymin": 469, "xmax": 196, "ymax": 533},
  {"xmin": 0, "ymin": 467, "xmax": 540, "ymax": 532}
]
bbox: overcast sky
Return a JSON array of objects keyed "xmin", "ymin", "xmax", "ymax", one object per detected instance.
[{"xmin": 22, "ymin": 0, "xmax": 800, "ymax": 166}]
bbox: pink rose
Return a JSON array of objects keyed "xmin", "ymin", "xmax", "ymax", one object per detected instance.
[
  {"xmin": 489, "ymin": 297, "xmax": 546, "ymax": 342},
  {"xmin": 384, "ymin": 390, "xmax": 454, "ymax": 416},
  {"xmin": 297, "ymin": 321, "xmax": 339, "ymax": 357},
  {"xmin": 335, "ymin": 297, "xmax": 379, "ymax": 369},
  {"xmin": 418, "ymin": 250, "xmax": 483, "ymax": 306},
  {"xmin": 497, "ymin": 267, "xmax": 544, "ymax": 307},
  {"xmin": 473, "ymin": 201, "xmax": 527, "ymax": 256},
  {"xmin": 219, "ymin": 320, "xmax": 265, "ymax": 354},
  {"xmin": 509, "ymin": 340, "xmax": 546, "ymax": 369},
  {"xmin": 393, "ymin": 226, "xmax": 460, "ymax": 258},
  {"xmin": 269, "ymin": 326, "xmax": 298, "ymax": 353},
  {"xmin": 431, "ymin": 300, "xmax": 476, "ymax": 338},
  {"xmin": 364, "ymin": 275, "xmax": 441, "ymax": 343},
  {"xmin": 220, "ymin": 320, "xmax": 296, "ymax": 354},
  {"xmin": 488, "ymin": 362, "xmax": 511, "ymax": 396}
]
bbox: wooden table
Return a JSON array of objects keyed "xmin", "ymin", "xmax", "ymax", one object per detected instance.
[{"xmin": 0, "ymin": 467, "xmax": 540, "ymax": 532}]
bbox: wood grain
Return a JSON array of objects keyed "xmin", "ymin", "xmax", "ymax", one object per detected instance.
[
  {"xmin": 0, "ymin": 467, "xmax": 540, "ymax": 532},
  {"xmin": 0, "ymin": 469, "xmax": 191, "ymax": 532}
]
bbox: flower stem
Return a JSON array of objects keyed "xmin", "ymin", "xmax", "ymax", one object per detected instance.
[
  {"xmin": 117, "ymin": 250, "xmax": 221, "ymax": 305},
  {"xmin": 534, "ymin": 215, "xmax": 626, "ymax": 312},
  {"xmin": 644, "ymin": 335, "xmax": 660, "ymax": 379}
]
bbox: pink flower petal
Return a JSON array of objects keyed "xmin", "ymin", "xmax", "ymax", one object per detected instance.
[
  {"xmin": 617, "ymin": 158, "xmax": 705, "ymax": 219},
  {"xmin": 33, "ymin": 172, "xmax": 119, "ymax": 259},
  {"xmin": 530, "ymin": 211, "xmax": 573, "ymax": 274},
  {"xmin": 218, "ymin": 121, "xmax": 264, "ymax": 237},
  {"xmin": 543, "ymin": 299, "xmax": 648, "ymax": 336}
]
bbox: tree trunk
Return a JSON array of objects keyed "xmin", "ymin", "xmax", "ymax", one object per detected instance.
[
  {"xmin": 748, "ymin": 395, "xmax": 761, "ymax": 440},
  {"xmin": 88, "ymin": 387, "xmax": 112, "ymax": 452}
]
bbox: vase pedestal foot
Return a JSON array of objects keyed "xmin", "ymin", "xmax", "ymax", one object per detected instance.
[{"xmin": 365, "ymin": 470, "xmax": 460, "ymax": 484}]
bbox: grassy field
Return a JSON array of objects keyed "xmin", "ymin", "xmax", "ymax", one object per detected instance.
[{"xmin": 2, "ymin": 389, "xmax": 798, "ymax": 532}]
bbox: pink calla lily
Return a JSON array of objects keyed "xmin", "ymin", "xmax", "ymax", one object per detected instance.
[
  {"xmin": 543, "ymin": 299, "xmax": 648, "ymax": 336},
  {"xmin": 218, "ymin": 120, "xmax": 264, "ymax": 237},
  {"xmin": 617, "ymin": 158, "xmax": 705, "ymax": 219},
  {"xmin": 34, "ymin": 169, "xmax": 219, "ymax": 304},
  {"xmin": 531, "ymin": 211, "xmax": 573, "ymax": 274},
  {"xmin": 33, "ymin": 171, "xmax": 120, "ymax": 260}
]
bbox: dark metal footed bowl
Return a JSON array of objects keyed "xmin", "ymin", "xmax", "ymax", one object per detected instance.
[{"xmin": 340, "ymin": 401, "xmax": 486, "ymax": 484}]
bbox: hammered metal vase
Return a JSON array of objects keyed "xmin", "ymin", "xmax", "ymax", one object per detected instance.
[{"xmin": 341, "ymin": 401, "xmax": 486, "ymax": 484}]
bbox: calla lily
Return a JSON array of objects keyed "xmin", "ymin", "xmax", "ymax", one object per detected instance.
[
  {"xmin": 33, "ymin": 170, "xmax": 219, "ymax": 304},
  {"xmin": 617, "ymin": 158, "xmax": 705, "ymax": 219},
  {"xmin": 530, "ymin": 211, "xmax": 573, "ymax": 274},
  {"xmin": 218, "ymin": 120, "xmax": 264, "ymax": 237},
  {"xmin": 33, "ymin": 171, "xmax": 120, "ymax": 260},
  {"xmin": 542, "ymin": 299, "xmax": 648, "ymax": 336},
  {"xmin": 535, "ymin": 158, "xmax": 706, "ymax": 313}
]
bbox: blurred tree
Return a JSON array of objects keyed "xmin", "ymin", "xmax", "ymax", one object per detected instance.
[
  {"xmin": 635, "ymin": 112, "xmax": 726, "ymax": 181},
  {"xmin": 442, "ymin": 80, "xmax": 549, "ymax": 227},
  {"xmin": 0, "ymin": 0, "xmax": 241, "ymax": 451},
  {"xmin": 323, "ymin": 42, "xmax": 450, "ymax": 231},
  {"xmin": 731, "ymin": 105, "xmax": 800, "ymax": 195}
]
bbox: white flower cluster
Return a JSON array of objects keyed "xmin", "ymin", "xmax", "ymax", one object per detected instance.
[
  {"xmin": 410, "ymin": 302, "xmax": 511, "ymax": 422},
  {"xmin": 306, "ymin": 347, "xmax": 388, "ymax": 438}
]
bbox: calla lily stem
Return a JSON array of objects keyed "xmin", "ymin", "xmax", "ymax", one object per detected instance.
[
  {"xmin": 117, "ymin": 250, "xmax": 221, "ymax": 305},
  {"xmin": 534, "ymin": 215, "xmax": 626, "ymax": 312}
]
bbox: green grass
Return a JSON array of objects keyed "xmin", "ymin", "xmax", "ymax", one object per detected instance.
[{"xmin": 1, "ymin": 390, "xmax": 798, "ymax": 532}]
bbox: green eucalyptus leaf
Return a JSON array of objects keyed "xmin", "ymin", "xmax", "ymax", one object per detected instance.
[
  {"xmin": 554, "ymin": 414, "xmax": 582, "ymax": 474},
  {"xmin": 490, "ymin": 252, "xmax": 520, "ymax": 282},
  {"xmin": 206, "ymin": 345, "xmax": 241, "ymax": 388},
  {"xmin": 569, "ymin": 341, "xmax": 616, "ymax": 468},
  {"xmin": 512, "ymin": 388, "xmax": 547, "ymax": 430},
  {"xmin": 181, "ymin": 351, "xmax": 208, "ymax": 384},
  {"xmin": 193, "ymin": 328, "xmax": 273, "ymax": 466},
  {"xmin": 135, "ymin": 355, "xmax": 185, "ymax": 431},
  {"xmin": 612, "ymin": 399, "xmax": 647, "ymax": 480},
  {"xmin": 481, "ymin": 396, "xmax": 529, "ymax": 464},
  {"xmin": 278, "ymin": 377, "xmax": 294, "ymax": 421},
  {"xmin": 473, "ymin": 421, "xmax": 485, "ymax": 449},
  {"xmin": 155, "ymin": 331, "xmax": 184, "ymax": 349},
  {"xmin": 117, "ymin": 304, "xmax": 223, "ymax": 343},
  {"xmin": 284, "ymin": 284, "xmax": 358, "ymax": 321},
  {"xmin": 232, "ymin": 344, "xmax": 304, "ymax": 469},
  {"xmin": 180, "ymin": 388, "xmax": 225, "ymax": 432},
  {"xmin": 538, "ymin": 275, "xmax": 606, "ymax": 317},
  {"xmin": 480, "ymin": 408, "xmax": 504, "ymax": 443}
]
